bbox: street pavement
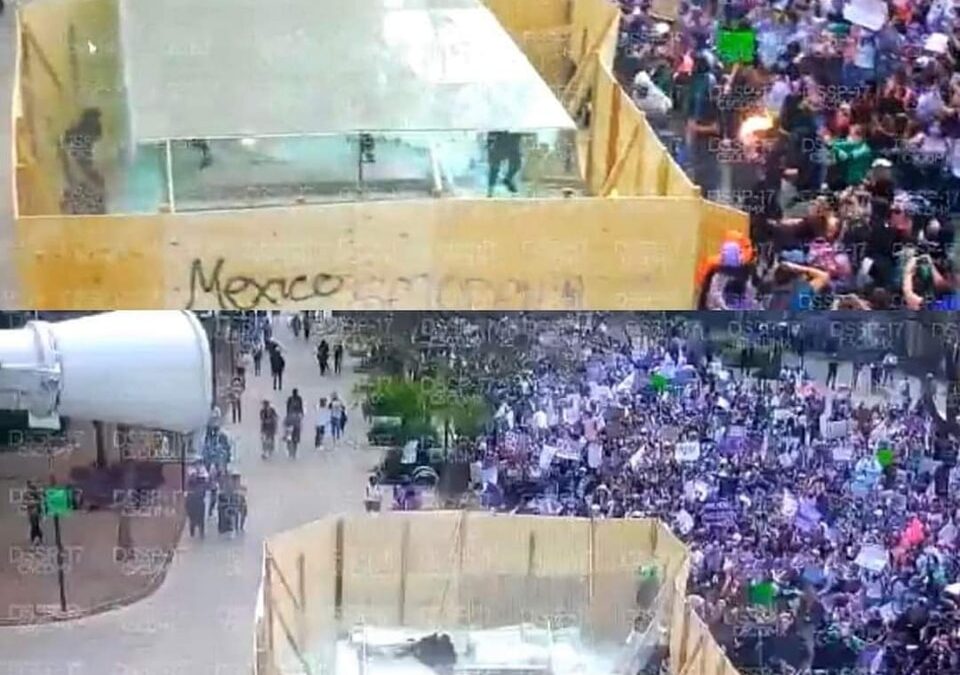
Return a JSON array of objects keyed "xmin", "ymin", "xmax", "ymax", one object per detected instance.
[
  {"xmin": 0, "ymin": 315, "xmax": 382, "ymax": 675},
  {"xmin": 0, "ymin": 6, "xmax": 17, "ymax": 307}
]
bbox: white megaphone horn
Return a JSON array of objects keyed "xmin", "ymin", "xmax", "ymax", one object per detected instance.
[{"xmin": 0, "ymin": 311, "xmax": 213, "ymax": 432}]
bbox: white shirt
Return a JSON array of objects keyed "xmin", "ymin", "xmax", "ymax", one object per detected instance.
[{"xmin": 316, "ymin": 403, "xmax": 331, "ymax": 427}]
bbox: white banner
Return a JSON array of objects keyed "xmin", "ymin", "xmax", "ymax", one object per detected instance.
[
  {"xmin": 824, "ymin": 419, "xmax": 853, "ymax": 440},
  {"xmin": 555, "ymin": 442, "xmax": 581, "ymax": 461},
  {"xmin": 843, "ymin": 0, "xmax": 888, "ymax": 30},
  {"xmin": 855, "ymin": 544, "xmax": 889, "ymax": 573},
  {"xmin": 832, "ymin": 446, "xmax": 854, "ymax": 462},
  {"xmin": 539, "ymin": 445, "xmax": 557, "ymax": 471},
  {"xmin": 675, "ymin": 441, "xmax": 701, "ymax": 463},
  {"xmin": 587, "ymin": 442, "xmax": 602, "ymax": 469},
  {"xmin": 773, "ymin": 409, "xmax": 792, "ymax": 422},
  {"xmin": 781, "ymin": 490, "xmax": 799, "ymax": 518}
]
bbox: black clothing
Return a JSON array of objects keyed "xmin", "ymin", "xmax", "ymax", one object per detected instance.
[{"xmin": 487, "ymin": 132, "xmax": 522, "ymax": 193}]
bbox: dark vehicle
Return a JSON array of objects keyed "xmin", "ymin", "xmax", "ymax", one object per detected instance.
[{"xmin": 373, "ymin": 441, "xmax": 442, "ymax": 487}]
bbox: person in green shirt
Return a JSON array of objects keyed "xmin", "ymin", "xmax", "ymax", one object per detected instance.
[{"xmin": 829, "ymin": 125, "xmax": 873, "ymax": 188}]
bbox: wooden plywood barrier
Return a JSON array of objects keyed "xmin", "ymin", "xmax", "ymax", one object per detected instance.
[
  {"xmin": 14, "ymin": 196, "xmax": 703, "ymax": 310},
  {"xmin": 484, "ymin": 0, "xmax": 571, "ymax": 33},
  {"xmin": 696, "ymin": 199, "xmax": 751, "ymax": 285},
  {"xmin": 569, "ymin": 0, "xmax": 618, "ymax": 66},
  {"xmin": 258, "ymin": 515, "xmax": 743, "ymax": 675},
  {"xmin": 16, "ymin": 0, "xmax": 126, "ymax": 217}
]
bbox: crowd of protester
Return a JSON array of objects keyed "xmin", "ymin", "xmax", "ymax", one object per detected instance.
[
  {"xmin": 428, "ymin": 315, "xmax": 960, "ymax": 674},
  {"xmin": 613, "ymin": 0, "xmax": 960, "ymax": 310}
]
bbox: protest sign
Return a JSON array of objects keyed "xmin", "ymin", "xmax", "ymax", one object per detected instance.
[
  {"xmin": 842, "ymin": 0, "xmax": 887, "ymax": 30},
  {"xmin": 675, "ymin": 441, "xmax": 701, "ymax": 463},
  {"xmin": 926, "ymin": 32, "xmax": 949, "ymax": 54},
  {"xmin": 832, "ymin": 446, "xmax": 854, "ymax": 462},
  {"xmin": 539, "ymin": 445, "xmax": 557, "ymax": 471},
  {"xmin": 675, "ymin": 509, "xmax": 695, "ymax": 535},
  {"xmin": 749, "ymin": 580, "xmax": 776, "ymax": 607},
  {"xmin": 650, "ymin": 0, "xmax": 679, "ymax": 20},
  {"xmin": 481, "ymin": 465, "xmax": 499, "ymax": 486},
  {"xmin": 684, "ymin": 479, "xmax": 710, "ymax": 502},
  {"xmin": 727, "ymin": 425, "xmax": 746, "ymax": 439},
  {"xmin": 701, "ymin": 499, "xmax": 736, "ymax": 526},
  {"xmin": 779, "ymin": 451, "xmax": 798, "ymax": 468},
  {"xmin": 589, "ymin": 383, "xmax": 612, "ymax": 403},
  {"xmin": 532, "ymin": 412, "xmax": 548, "ymax": 431},
  {"xmin": 854, "ymin": 544, "xmax": 889, "ymax": 572},
  {"xmin": 614, "ymin": 372, "xmax": 636, "ymax": 394},
  {"xmin": 587, "ymin": 442, "xmax": 602, "ymax": 469},
  {"xmin": 650, "ymin": 373, "xmax": 668, "ymax": 394},
  {"xmin": 796, "ymin": 499, "xmax": 822, "ymax": 532},
  {"xmin": 782, "ymin": 490, "xmax": 799, "ymax": 518},
  {"xmin": 824, "ymin": 419, "xmax": 852, "ymax": 440},
  {"xmin": 852, "ymin": 457, "xmax": 882, "ymax": 495},
  {"xmin": 555, "ymin": 442, "xmax": 581, "ymax": 461},
  {"xmin": 876, "ymin": 447, "xmax": 895, "ymax": 468}
]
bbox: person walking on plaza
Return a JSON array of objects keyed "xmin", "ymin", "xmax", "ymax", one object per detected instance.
[
  {"xmin": 285, "ymin": 389, "xmax": 304, "ymax": 458},
  {"xmin": 826, "ymin": 357, "xmax": 839, "ymax": 390},
  {"xmin": 851, "ymin": 358, "xmax": 864, "ymax": 391},
  {"xmin": 270, "ymin": 348, "xmax": 285, "ymax": 391},
  {"xmin": 334, "ymin": 342, "xmax": 344, "ymax": 375},
  {"xmin": 315, "ymin": 396, "xmax": 331, "ymax": 449},
  {"xmin": 253, "ymin": 338, "xmax": 263, "ymax": 376},
  {"xmin": 231, "ymin": 473, "xmax": 247, "ymax": 533},
  {"xmin": 236, "ymin": 348, "xmax": 253, "ymax": 387},
  {"xmin": 228, "ymin": 369, "xmax": 244, "ymax": 424},
  {"xmin": 186, "ymin": 477, "xmax": 206, "ymax": 539},
  {"xmin": 329, "ymin": 393, "xmax": 346, "ymax": 443},
  {"xmin": 364, "ymin": 476, "xmax": 383, "ymax": 513},
  {"xmin": 24, "ymin": 481, "xmax": 44, "ymax": 545},
  {"xmin": 882, "ymin": 352, "xmax": 897, "ymax": 387},
  {"xmin": 303, "ymin": 311, "xmax": 311, "ymax": 341},
  {"xmin": 260, "ymin": 399, "xmax": 278, "ymax": 459},
  {"xmin": 870, "ymin": 361, "xmax": 883, "ymax": 393},
  {"xmin": 317, "ymin": 339, "xmax": 330, "ymax": 376},
  {"xmin": 216, "ymin": 473, "xmax": 235, "ymax": 536}
]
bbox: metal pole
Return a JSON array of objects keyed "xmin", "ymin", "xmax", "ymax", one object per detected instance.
[{"xmin": 53, "ymin": 514, "xmax": 67, "ymax": 612}]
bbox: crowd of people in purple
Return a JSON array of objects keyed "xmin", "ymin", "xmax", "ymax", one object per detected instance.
[
  {"xmin": 613, "ymin": 0, "xmax": 960, "ymax": 310},
  {"xmin": 439, "ymin": 315, "xmax": 960, "ymax": 674}
]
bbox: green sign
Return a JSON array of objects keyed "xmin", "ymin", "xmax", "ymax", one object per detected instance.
[
  {"xmin": 748, "ymin": 580, "xmax": 776, "ymax": 607},
  {"xmin": 876, "ymin": 447, "xmax": 895, "ymax": 469},
  {"xmin": 650, "ymin": 373, "xmax": 669, "ymax": 394},
  {"xmin": 44, "ymin": 487, "xmax": 71, "ymax": 517},
  {"xmin": 716, "ymin": 28, "xmax": 756, "ymax": 65}
]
